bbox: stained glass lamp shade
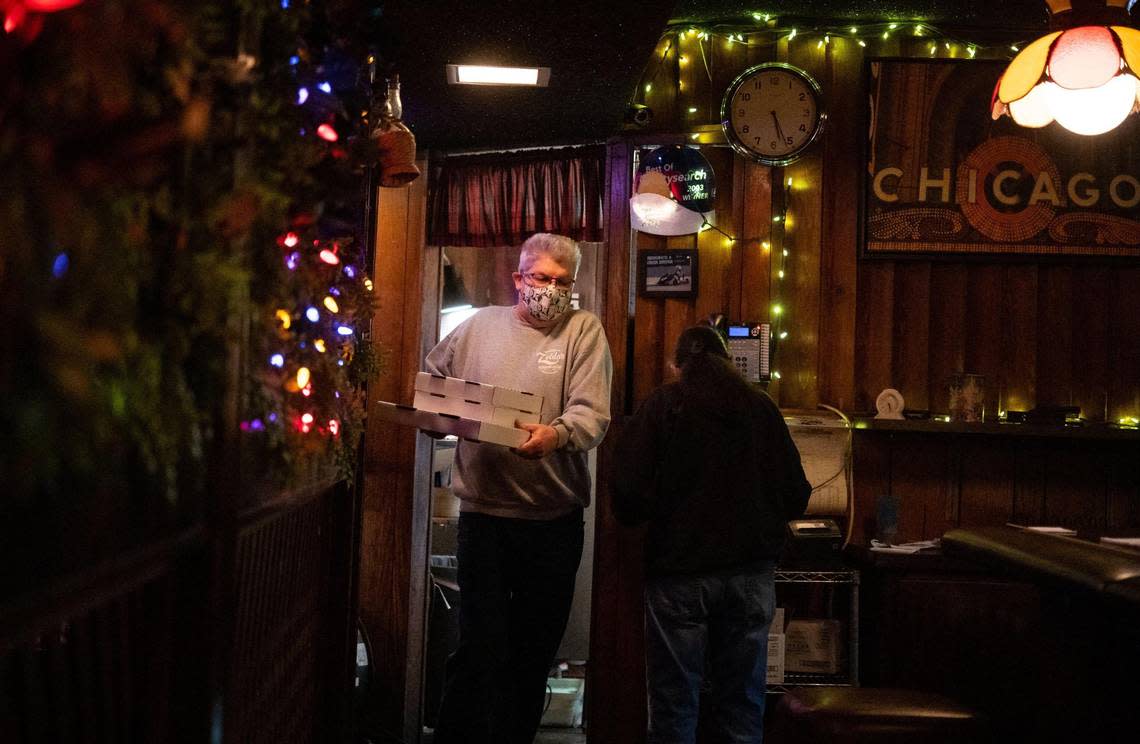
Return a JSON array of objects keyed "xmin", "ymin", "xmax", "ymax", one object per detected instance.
[{"xmin": 991, "ymin": 1, "xmax": 1140, "ymax": 135}]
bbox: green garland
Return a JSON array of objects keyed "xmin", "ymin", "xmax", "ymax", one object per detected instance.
[{"xmin": 1, "ymin": 0, "xmax": 384, "ymax": 504}]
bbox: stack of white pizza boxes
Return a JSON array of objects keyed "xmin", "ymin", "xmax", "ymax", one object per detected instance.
[{"xmin": 373, "ymin": 372, "xmax": 544, "ymax": 448}]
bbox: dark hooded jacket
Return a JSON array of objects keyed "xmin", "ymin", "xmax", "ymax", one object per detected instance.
[{"xmin": 611, "ymin": 360, "xmax": 811, "ymax": 576}]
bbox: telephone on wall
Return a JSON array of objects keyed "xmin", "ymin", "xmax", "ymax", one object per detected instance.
[{"xmin": 725, "ymin": 322, "xmax": 771, "ymax": 384}]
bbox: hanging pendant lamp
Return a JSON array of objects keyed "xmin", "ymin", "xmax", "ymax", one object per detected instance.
[{"xmin": 991, "ymin": 0, "xmax": 1140, "ymax": 136}]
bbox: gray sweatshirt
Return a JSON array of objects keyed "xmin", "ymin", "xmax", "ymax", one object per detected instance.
[{"xmin": 424, "ymin": 306, "xmax": 613, "ymax": 519}]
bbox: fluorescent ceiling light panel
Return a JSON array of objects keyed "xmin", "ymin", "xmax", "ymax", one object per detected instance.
[{"xmin": 447, "ymin": 64, "xmax": 550, "ymax": 86}]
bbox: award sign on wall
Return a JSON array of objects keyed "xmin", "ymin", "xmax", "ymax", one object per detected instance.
[{"xmin": 630, "ymin": 145, "xmax": 716, "ymax": 236}]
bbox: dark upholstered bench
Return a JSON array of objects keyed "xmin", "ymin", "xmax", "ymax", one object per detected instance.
[
  {"xmin": 938, "ymin": 526, "xmax": 1140, "ymax": 741},
  {"xmin": 942, "ymin": 526, "xmax": 1140, "ymax": 598},
  {"xmin": 768, "ymin": 687, "xmax": 985, "ymax": 744},
  {"xmin": 1104, "ymin": 575, "xmax": 1140, "ymax": 607}
]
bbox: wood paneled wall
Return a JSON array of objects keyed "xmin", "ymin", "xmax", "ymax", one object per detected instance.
[
  {"xmin": 857, "ymin": 262, "xmax": 1140, "ymax": 420},
  {"xmin": 624, "ymin": 32, "xmax": 866, "ymax": 412},
  {"xmin": 359, "ymin": 163, "xmax": 433, "ymax": 743},
  {"xmin": 590, "ymin": 25, "xmax": 1140, "ymax": 744},
  {"xmin": 851, "ymin": 430, "xmax": 1140, "ymax": 544},
  {"xmin": 625, "ymin": 29, "xmax": 1140, "ymax": 421},
  {"xmin": 359, "ymin": 27, "xmax": 1140, "ymax": 744},
  {"xmin": 629, "ymin": 147, "xmax": 775, "ymax": 407}
]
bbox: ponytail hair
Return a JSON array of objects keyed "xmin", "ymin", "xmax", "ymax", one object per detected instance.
[
  {"xmin": 673, "ymin": 324, "xmax": 757, "ymax": 423},
  {"xmin": 674, "ymin": 325, "xmax": 730, "ymax": 368}
]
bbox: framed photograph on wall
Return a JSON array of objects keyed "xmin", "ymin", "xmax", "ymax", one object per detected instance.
[{"xmin": 638, "ymin": 249, "xmax": 698, "ymax": 299}]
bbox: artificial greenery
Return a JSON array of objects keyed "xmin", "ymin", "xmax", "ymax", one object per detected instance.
[{"xmin": 1, "ymin": 0, "xmax": 384, "ymax": 505}]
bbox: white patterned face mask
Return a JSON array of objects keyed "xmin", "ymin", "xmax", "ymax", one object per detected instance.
[{"xmin": 522, "ymin": 282, "xmax": 573, "ymax": 322}]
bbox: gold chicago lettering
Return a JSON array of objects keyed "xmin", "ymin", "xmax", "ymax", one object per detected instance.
[
  {"xmin": 1028, "ymin": 172, "xmax": 1061, "ymax": 206},
  {"xmin": 873, "ymin": 167, "xmax": 903, "ymax": 203},
  {"xmin": 919, "ymin": 167, "xmax": 952, "ymax": 203},
  {"xmin": 869, "ymin": 167, "xmax": 1138, "ymax": 209},
  {"xmin": 1067, "ymin": 173, "xmax": 1099, "ymax": 207},
  {"xmin": 992, "ymin": 170, "xmax": 1021, "ymax": 206},
  {"xmin": 1109, "ymin": 175, "xmax": 1140, "ymax": 209}
]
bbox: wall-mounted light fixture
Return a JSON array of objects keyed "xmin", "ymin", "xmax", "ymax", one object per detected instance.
[
  {"xmin": 446, "ymin": 64, "xmax": 551, "ymax": 86},
  {"xmin": 992, "ymin": 0, "xmax": 1140, "ymax": 136}
]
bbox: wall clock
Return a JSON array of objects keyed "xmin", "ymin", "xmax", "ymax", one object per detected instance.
[{"xmin": 720, "ymin": 62, "xmax": 826, "ymax": 166}]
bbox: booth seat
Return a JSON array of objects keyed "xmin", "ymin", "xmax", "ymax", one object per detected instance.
[
  {"xmin": 942, "ymin": 525, "xmax": 1140, "ymax": 599},
  {"xmin": 768, "ymin": 686, "xmax": 984, "ymax": 744},
  {"xmin": 938, "ymin": 526, "xmax": 1140, "ymax": 743},
  {"xmin": 1104, "ymin": 575, "xmax": 1140, "ymax": 606}
]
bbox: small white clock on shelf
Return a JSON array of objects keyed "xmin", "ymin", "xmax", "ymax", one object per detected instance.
[
  {"xmin": 720, "ymin": 62, "xmax": 826, "ymax": 166},
  {"xmin": 875, "ymin": 388, "xmax": 905, "ymax": 420}
]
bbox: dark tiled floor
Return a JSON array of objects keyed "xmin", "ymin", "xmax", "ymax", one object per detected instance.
[
  {"xmin": 534, "ymin": 728, "xmax": 586, "ymax": 743},
  {"xmin": 421, "ymin": 727, "xmax": 585, "ymax": 744}
]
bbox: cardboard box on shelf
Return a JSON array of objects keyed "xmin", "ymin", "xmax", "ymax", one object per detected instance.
[
  {"xmin": 766, "ymin": 633, "xmax": 785, "ymax": 685},
  {"xmin": 771, "ymin": 606, "xmax": 785, "ymax": 634},
  {"xmin": 785, "ymin": 618, "xmax": 843, "ymax": 674}
]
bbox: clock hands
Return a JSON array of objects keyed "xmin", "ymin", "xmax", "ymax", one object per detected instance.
[{"xmin": 770, "ymin": 110, "xmax": 786, "ymax": 146}]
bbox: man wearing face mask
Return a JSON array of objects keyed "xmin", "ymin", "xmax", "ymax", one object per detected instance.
[{"xmin": 424, "ymin": 233, "xmax": 612, "ymax": 744}]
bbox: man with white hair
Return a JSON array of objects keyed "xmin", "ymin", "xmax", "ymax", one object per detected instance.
[{"xmin": 425, "ymin": 233, "xmax": 613, "ymax": 744}]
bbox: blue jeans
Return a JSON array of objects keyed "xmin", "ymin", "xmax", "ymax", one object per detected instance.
[
  {"xmin": 433, "ymin": 510, "xmax": 584, "ymax": 744},
  {"xmin": 644, "ymin": 564, "xmax": 777, "ymax": 744}
]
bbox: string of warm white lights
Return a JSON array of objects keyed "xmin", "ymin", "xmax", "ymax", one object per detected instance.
[
  {"xmin": 771, "ymin": 176, "xmax": 791, "ymax": 383},
  {"xmin": 637, "ymin": 17, "xmax": 1034, "ymax": 388},
  {"xmin": 635, "ymin": 19, "xmax": 1030, "ymax": 107},
  {"xmin": 669, "ymin": 18, "xmax": 1030, "ymax": 57},
  {"xmin": 696, "ymin": 173, "xmax": 791, "ymax": 384}
]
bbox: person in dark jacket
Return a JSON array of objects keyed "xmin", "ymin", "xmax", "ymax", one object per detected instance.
[{"xmin": 611, "ymin": 324, "xmax": 811, "ymax": 744}]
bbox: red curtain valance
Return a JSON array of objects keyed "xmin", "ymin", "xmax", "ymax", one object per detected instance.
[{"xmin": 428, "ymin": 145, "xmax": 605, "ymax": 247}]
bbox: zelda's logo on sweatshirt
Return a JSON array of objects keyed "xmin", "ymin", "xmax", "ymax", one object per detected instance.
[{"xmin": 536, "ymin": 350, "xmax": 564, "ymax": 375}]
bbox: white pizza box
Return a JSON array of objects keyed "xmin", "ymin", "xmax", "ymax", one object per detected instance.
[
  {"xmin": 413, "ymin": 390, "xmax": 484, "ymax": 420},
  {"xmin": 489, "ymin": 407, "xmax": 539, "ymax": 428},
  {"xmin": 413, "ymin": 390, "xmax": 541, "ymax": 428},
  {"xmin": 416, "ymin": 371, "xmax": 492, "ymax": 401},
  {"xmin": 374, "ymin": 400, "xmax": 460, "ymax": 435},
  {"xmin": 374, "ymin": 400, "xmax": 529, "ymax": 448},
  {"xmin": 415, "ymin": 372, "xmax": 543, "ymax": 415},
  {"xmin": 455, "ymin": 419, "xmax": 529, "ymax": 448}
]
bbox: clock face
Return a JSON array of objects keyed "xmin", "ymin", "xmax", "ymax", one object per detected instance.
[{"xmin": 721, "ymin": 64, "xmax": 825, "ymax": 166}]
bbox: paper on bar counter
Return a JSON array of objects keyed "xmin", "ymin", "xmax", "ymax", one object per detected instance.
[
  {"xmin": 784, "ymin": 410, "xmax": 850, "ymax": 515},
  {"xmin": 1006, "ymin": 523, "xmax": 1079, "ymax": 536},
  {"xmin": 1100, "ymin": 536, "xmax": 1140, "ymax": 549},
  {"xmin": 870, "ymin": 538, "xmax": 940, "ymax": 554}
]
